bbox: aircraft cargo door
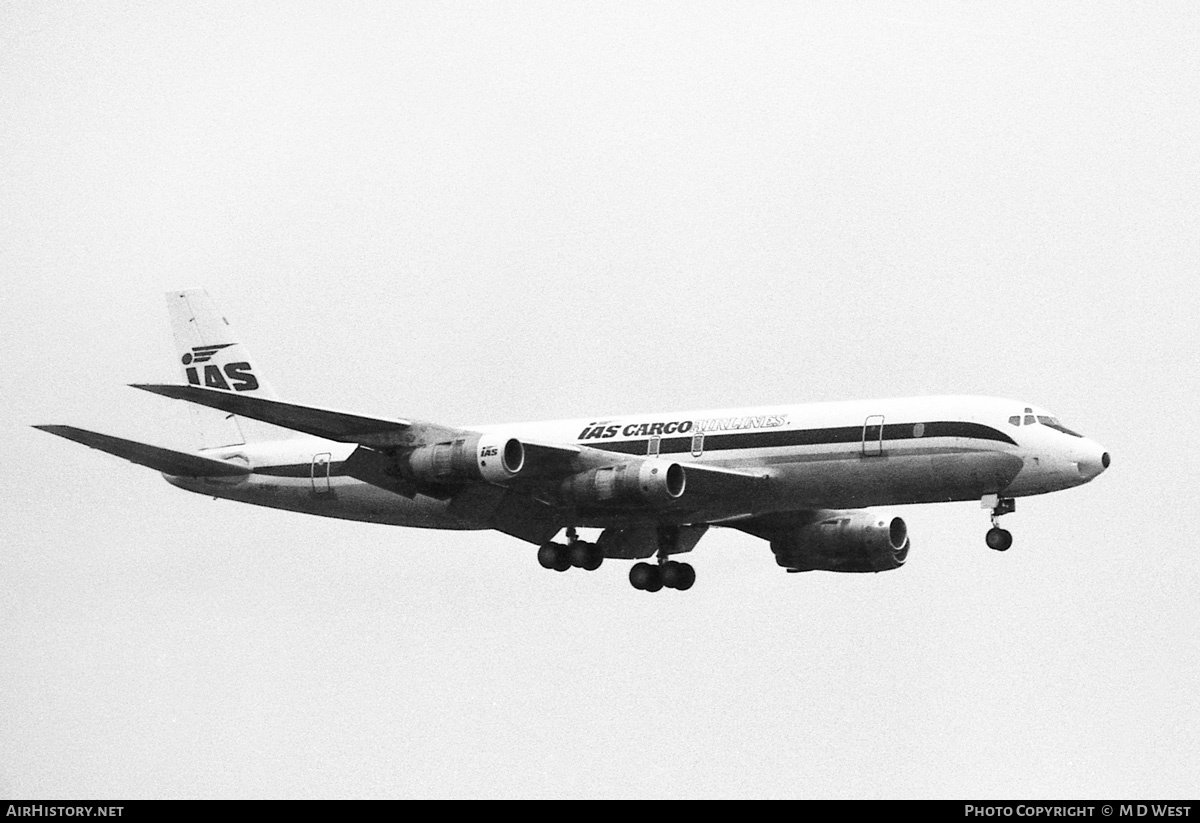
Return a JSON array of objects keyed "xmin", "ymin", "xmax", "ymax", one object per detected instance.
[{"xmin": 862, "ymin": 415, "xmax": 884, "ymax": 457}]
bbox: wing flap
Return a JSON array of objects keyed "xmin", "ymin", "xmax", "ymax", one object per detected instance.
[{"xmin": 33, "ymin": 425, "xmax": 251, "ymax": 477}]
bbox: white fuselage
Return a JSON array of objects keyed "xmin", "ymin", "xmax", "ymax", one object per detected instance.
[{"xmin": 164, "ymin": 395, "xmax": 1109, "ymax": 530}]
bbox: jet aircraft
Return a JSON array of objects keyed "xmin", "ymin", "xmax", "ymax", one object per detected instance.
[{"xmin": 35, "ymin": 290, "xmax": 1110, "ymax": 592}]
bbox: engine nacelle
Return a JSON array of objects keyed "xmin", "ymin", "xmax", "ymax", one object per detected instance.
[
  {"xmin": 559, "ymin": 459, "xmax": 686, "ymax": 507},
  {"xmin": 407, "ymin": 433, "xmax": 525, "ymax": 485},
  {"xmin": 771, "ymin": 511, "xmax": 910, "ymax": 573}
]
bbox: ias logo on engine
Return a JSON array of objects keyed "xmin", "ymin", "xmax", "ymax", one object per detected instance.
[{"xmin": 182, "ymin": 345, "xmax": 259, "ymax": 392}]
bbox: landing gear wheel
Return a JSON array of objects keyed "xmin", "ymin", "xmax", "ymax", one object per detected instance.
[
  {"xmin": 629, "ymin": 562, "xmax": 663, "ymax": 592},
  {"xmin": 981, "ymin": 495, "xmax": 1016, "ymax": 553},
  {"xmin": 582, "ymin": 544, "xmax": 604, "ymax": 571},
  {"xmin": 569, "ymin": 542, "xmax": 588, "ymax": 568},
  {"xmin": 985, "ymin": 527, "xmax": 1013, "ymax": 552},
  {"xmin": 679, "ymin": 563, "xmax": 696, "ymax": 590},
  {"xmin": 537, "ymin": 542, "xmax": 571, "ymax": 571},
  {"xmin": 661, "ymin": 561, "xmax": 696, "ymax": 591},
  {"xmin": 570, "ymin": 541, "xmax": 604, "ymax": 571}
]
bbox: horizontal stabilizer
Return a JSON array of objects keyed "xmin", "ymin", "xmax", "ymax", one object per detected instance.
[
  {"xmin": 33, "ymin": 425, "xmax": 252, "ymax": 477},
  {"xmin": 130, "ymin": 384, "xmax": 460, "ymax": 446}
]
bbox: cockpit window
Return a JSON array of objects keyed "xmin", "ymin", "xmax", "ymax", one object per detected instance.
[
  {"xmin": 1008, "ymin": 415, "xmax": 1021, "ymax": 427},
  {"xmin": 1024, "ymin": 415, "xmax": 1036, "ymax": 425},
  {"xmin": 1037, "ymin": 415, "xmax": 1083, "ymax": 437}
]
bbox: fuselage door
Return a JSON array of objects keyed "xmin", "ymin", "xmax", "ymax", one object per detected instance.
[
  {"xmin": 647, "ymin": 436, "xmax": 661, "ymax": 458},
  {"xmin": 862, "ymin": 415, "xmax": 884, "ymax": 457},
  {"xmin": 691, "ymin": 431, "xmax": 705, "ymax": 458},
  {"xmin": 312, "ymin": 452, "xmax": 332, "ymax": 495}
]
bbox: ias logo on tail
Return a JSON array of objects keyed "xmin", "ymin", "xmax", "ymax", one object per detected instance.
[{"xmin": 182, "ymin": 345, "xmax": 259, "ymax": 392}]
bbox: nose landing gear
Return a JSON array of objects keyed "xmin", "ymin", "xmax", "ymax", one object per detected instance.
[{"xmin": 982, "ymin": 494, "xmax": 1016, "ymax": 551}]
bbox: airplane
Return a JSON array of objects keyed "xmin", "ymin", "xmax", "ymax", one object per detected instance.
[{"xmin": 34, "ymin": 289, "xmax": 1110, "ymax": 592}]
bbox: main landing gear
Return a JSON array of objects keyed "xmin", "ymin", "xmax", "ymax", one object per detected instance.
[
  {"xmin": 629, "ymin": 526, "xmax": 695, "ymax": 593},
  {"xmin": 537, "ymin": 527, "xmax": 604, "ymax": 572},
  {"xmin": 629, "ymin": 559, "xmax": 695, "ymax": 592},
  {"xmin": 982, "ymin": 494, "xmax": 1016, "ymax": 552},
  {"xmin": 538, "ymin": 526, "xmax": 698, "ymax": 592}
]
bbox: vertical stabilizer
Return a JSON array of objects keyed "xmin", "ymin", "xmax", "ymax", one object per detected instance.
[{"xmin": 167, "ymin": 289, "xmax": 285, "ymax": 448}]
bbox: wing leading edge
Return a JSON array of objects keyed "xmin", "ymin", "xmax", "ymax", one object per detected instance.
[
  {"xmin": 131, "ymin": 384, "xmax": 772, "ymax": 513},
  {"xmin": 130, "ymin": 383, "xmax": 460, "ymax": 445}
]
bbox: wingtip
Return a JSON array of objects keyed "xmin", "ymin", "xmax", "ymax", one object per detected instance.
[
  {"xmin": 129, "ymin": 383, "xmax": 183, "ymax": 395},
  {"xmin": 32, "ymin": 424, "xmax": 81, "ymax": 440}
]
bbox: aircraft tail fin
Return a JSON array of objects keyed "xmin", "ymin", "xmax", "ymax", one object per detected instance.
[{"xmin": 166, "ymin": 289, "xmax": 288, "ymax": 448}]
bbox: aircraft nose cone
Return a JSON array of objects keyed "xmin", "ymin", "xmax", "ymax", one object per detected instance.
[{"xmin": 1077, "ymin": 447, "xmax": 1110, "ymax": 480}]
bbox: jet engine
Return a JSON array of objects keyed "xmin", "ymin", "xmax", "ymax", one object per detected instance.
[
  {"xmin": 771, "ymin": 511, "xmax": 910, "ymax": 572},
  {"xmin": 560, "ymin": 459, "xmax": 686, "ymax": 506},
  {"xmin": 407, "ymin": 433, "xmax": 525, "ymax": 485}
]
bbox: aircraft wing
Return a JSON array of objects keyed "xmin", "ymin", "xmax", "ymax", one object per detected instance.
[
  {"xmin": 131, "ymin": 384, "xmax": 461, "ymax": 445},
  {"xmin": 132, "ymin": 385, "xmax": 585, "ymax": 463},
  {"xmin": 131, "ymin": 384, "xmax": 770, "ymax": 512},
  {"xmin": 516, "ymin": 439, "xmax": 583, "ymax": 477},
  {"xmin": 33, "ymin": 425, "xmax": 252, "ymax": 477}
]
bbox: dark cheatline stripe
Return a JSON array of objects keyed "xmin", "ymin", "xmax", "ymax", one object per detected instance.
[
  {"xmin": 256, "ymin": 462, "xmax": 350, "ymax": 478},
  {"xmin": 577, "ymin": 420, "xmax": 1015, "ymax": 456},
  {"xmin": 249, "ymin": 420, "xmax": 1015, "ymax": 474},
  {"xmin": 916, "ymin": 421, "xmax": 1015, "ymax": 444}
]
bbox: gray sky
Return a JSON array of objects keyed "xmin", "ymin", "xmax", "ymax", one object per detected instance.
[{"xmin": 2, "ymin": 1, "xmax": 1197, "ymax": 799}]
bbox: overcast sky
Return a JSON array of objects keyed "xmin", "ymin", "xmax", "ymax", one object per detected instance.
[{"xmin": 2, "ymin": 1, "xmax": 1198, "ymax": 799}]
